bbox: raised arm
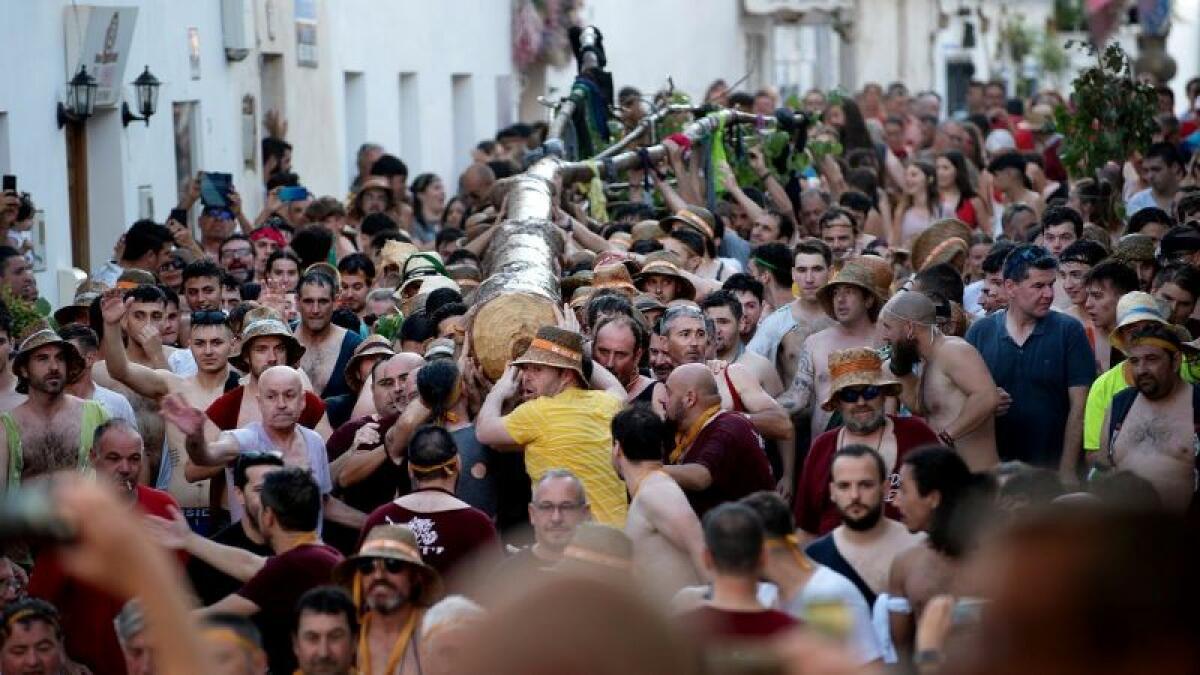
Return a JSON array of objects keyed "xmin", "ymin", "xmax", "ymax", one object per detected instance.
[
  {"xmin": 99, "ymin": 290, "xmax": 170, "ymax": 400},
  {"xmin": 160, "ymin": 394, "xmax": 241, "ymax": 466},
  {"xmin": 727, "ymin": 364, "xmax": 793, "ymax": 441},
  {"xmin": 474, "ymin": 365, "xmax": 522, "ymax": 450},
  {"xmin": 145, "ymin": 506, "xmax": 266, "ymax": 582}
]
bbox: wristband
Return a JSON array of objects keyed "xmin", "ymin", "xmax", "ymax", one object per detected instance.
[
  {"xmin": 915, "ymin": 649, "xmax": 943, "ymax": 666},
  {"xmin": 757, "ymin": 172, "xmax": 771, "ymax": 182}
]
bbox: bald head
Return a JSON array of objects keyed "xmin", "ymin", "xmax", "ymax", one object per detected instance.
[
  {"xmin": 881, "ymin": 291, "xmax": 936, "ymax": 326},
  {"xmin": 372, "ymin": 352, "xmax": 426, "ymax": 414},
  {"xmin": 257, "ymin": 366, "xmax": 305, "ymax": 430},
  {"xmin": 664, "ymin": 363, "xmax": 722, "ymax": 424}
]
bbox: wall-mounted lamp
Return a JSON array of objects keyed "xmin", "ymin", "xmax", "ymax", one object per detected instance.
[
  {"xmin": 56, "ymin": 65, "xmax": 98, "ymax": 128},
  {"xmin": 122, "ymin": 66, "xmax": 162, "ymax": 127}
]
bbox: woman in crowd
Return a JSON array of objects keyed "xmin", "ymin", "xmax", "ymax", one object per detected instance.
[
  {"xmin": 936, "ymin": 150, "xmax": 990, "ymax": 231},
  {"xmin": 892, "ymin": 161, "xmax": 940, "ymax": 246},
  {"xmin": 411, "ymin": 173, "xmax": 447, "ymax": 246}
]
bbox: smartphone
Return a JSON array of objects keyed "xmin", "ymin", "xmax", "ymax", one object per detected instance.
[
  {"xmin": 0, "ymin": 482, "xmax": 76, "ymax": 544},
  {"xmin": 169, "ymin": 208, "xmax": 188, "ymax": 225},
  {"xmin": 199, "ymin": 172, "xmax": 233, "ymax": 208},
  {"xmin": 1, "ymin": 175, "xmax": 14, "ymax": 193},
  {"xmin": 278, "ymin": 186, "xmax": 309, "ymax": 203}
]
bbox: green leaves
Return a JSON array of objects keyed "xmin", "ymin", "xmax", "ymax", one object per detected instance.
[{"xmin": 1055, "ymin": 43, "xmax": 1158, "ymax": 179}]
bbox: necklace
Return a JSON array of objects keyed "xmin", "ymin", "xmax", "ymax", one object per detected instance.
[
  {"xmin": 359, "ymin": 608, "xmax": 421, "ymax": 675},
  {"xmin": 837, "ymin": 421, "xmax": 886, "ymax": 454}
]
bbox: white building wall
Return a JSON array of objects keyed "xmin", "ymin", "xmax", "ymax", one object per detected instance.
[{"xmin": 0, "ymin": 0, "xmax": 514, "ymax": 305}]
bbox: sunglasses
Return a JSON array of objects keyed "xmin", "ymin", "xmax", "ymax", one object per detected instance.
[
  {"xmin": 354, "ymin": 557, "xmax": 407, "ymax": 575},
  {"xmin": 837, "ymin": 385, "xmax": 883, "ymax": 404},
  {"xmin": 190, "ymin": 310, "xmax": 228, "ymax": 325},
  {"xmin": 159, "ymin": 259, "xmax": 186, "ymax": 272}
]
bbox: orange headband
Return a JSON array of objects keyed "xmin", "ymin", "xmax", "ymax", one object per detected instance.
[
  {"xmin": 828, "ymin": 356, "xmax": 883, "ymax": 381},
  {"xmin": 359, "ymin": 539, "xmax": 422, "ymax": 562},
  {"xmin": 528, "ymin": 338, "xmax": 581, "ymax": 362},
  {"xmin": 1129, "ymin": 336, "xmax": 1180, "ymax": 353},
  {"xmin": 410, "ymin": 456, "xmax": 459, "ymax": 475}
]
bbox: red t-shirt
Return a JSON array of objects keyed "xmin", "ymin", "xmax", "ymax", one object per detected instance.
[
  {"xmin": 678, "ymin": 412, "xmax": 774, "ymax": 519},
  {"xmin": 237, "ymin": 542, "xmax": 343, "ymax": 674},
  {"xmin": 206, "ymin": 386, "xmax": 326, "ymax": 430},
  {"xmin": 795, "ymin": 415, "xmax": 940, "ymax": 536},
  {"xmin": 683, "ymin": 606, "xmax": 798, "ymax": 640},
  {"xmin": 29, "ymin": 486, "xmax": 182, "ymax": 675},
  {"xmin": 359, "ymin": 494, "xmax": 500, "ymax": 585}
]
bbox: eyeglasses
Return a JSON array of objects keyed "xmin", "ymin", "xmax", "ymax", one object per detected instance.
[
  {"xmin": 531, "ymin": 501, "xmax": 586, "ymax": 515},
  {"xmin": 837, "ymin": 385, "xmax": 883, "ymax": 404},
  {"xmin": 159, "ymin": 259, "xmax": 185, "ymax": 272},
  {"xmin": 190, "ymin": 310, "xmax": 228, "ymax": 325},
  {"xmin": 354, "ymin": 557, "xmax": 407, "ymax": 575}
]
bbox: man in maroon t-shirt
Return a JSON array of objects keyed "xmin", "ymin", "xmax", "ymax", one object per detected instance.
[
  {"xmin": 680, "ymin": 503, "xmax": 797, "ymax": 640},
  {"xmin": 148, "ymin": 466, "xmax": 343, "ymax": 675},
  {"xmin": 662, "ymin": 364, "xmax": 773, "ymax": 519},
  {"xmin": 360, "ymin": 426, "xmax": 499, "ymax": 588},
  {"xmin": 795, "ymin": 348, "xmax": 939, "ymax": 536},
  {"xmin": 30, "ymin": 420, "xmax": 183, "ymax": 675}
]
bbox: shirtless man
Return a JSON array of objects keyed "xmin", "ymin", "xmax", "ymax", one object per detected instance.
[
  {"xmin": 878, "ymin": 292, "xmax": 1001, "ymax": 471},
  {"xmin": 750, "ymin": 241, "xmax": 836, "ymax": 387},
  {"xmin": 779, "ymin": 256, "xmax": 887, "ymax": 439},
  {"xmin": 91, "ymin": 285, "xmax": 172, "ymax": 483},
  {"xmin": 747, "ymin": 240, "xmax": 835, "ymax": 370},
  {"xmin": 161, "ymin": 366, "xmax": 363, "ymax": 529},
  {"xmin": 805, "ymin": 446, "xmax": 922, "ymax": 605},
  {"xmin": 0, "ymin": 325, "xmax": 108, "ymax": 486},
  {"xmin": 701, "ymin": 291, "xmax": 783, "ymax": 396},
  {"xmin": 592, "ymin": 315, "xmax": 658, "ymax": 404},
  {"xmin": 655, "ymin": 305, "xmax": 791, "ymax": 442},
  {"xmin": 612, "ymin": 405, "xmax": 707, "ymax": 600},
  {"xmin": 0, "ymin": 314, "xmax": 25, "ymax": 412},
  {"xmin": 100, "ymin": 290, "xmax": 236, "ymax": 530},
  {"xmin": 1101, "ymin": 323, "xmax": 1198, "ymax": 513},
  {"xmin": 294, "ymin": 271, "xmax": 363, "ymax": 400},
  {"xmin": 888, "ymin": 447, "xmax": 987, "ymax": 659}
]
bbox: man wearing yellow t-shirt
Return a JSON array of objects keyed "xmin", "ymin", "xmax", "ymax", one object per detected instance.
[
  {"xmin": 1083, "ymin": 291, "xmax": 1199, "ymax": 458},
  {"xmin": 476, "ymin": 326, "xmax": 630, "ymax": 526}
]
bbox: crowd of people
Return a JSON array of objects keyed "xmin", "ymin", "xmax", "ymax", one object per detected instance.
[{"xmin": 0, "ymin": 69, "xmax": 1198, "ymax": 675}]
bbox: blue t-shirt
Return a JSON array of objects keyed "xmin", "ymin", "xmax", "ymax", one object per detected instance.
[{"xmin": 965, "ymin": 309, "xmax": 1096, "ymax": 467}]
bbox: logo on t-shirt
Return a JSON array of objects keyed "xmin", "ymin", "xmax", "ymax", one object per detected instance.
[{"xmin": 390, "ymin": 515, "xmax": 445, "ymax": 557}]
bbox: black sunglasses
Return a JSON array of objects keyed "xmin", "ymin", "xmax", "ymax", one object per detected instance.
[
  {"xmin": 837, "ymin": 385, "xmax": 883, "ymax": 404},
  {"xmin": 160, "ymin": 259, "xmax": 186, "ymax": 272},
  {"xmin": 190, "ymin": 310, "xmax": 228, "ymax": 325},
  {"xmin": 355, "ymin": 557, "xmax": 407, "ymax": 575}
]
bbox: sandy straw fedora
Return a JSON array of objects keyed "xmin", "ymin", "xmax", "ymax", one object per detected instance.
[
  {"xmin": 229, "ymin": 318, "xmax": 306, "ymax": 373},
  {"xmin": 1108, "ymin": 292, "xmax": 1195, "ymax": 354},
  {"xmin": 511, "ymin": 326, "xmax": 587, "ymax": 383},
  {"xmin": 333, "ymin": 524, "xmax": 444, "ymax": 608},
  {"xmin": 821, "ymin": 347, "xmax": 902, "ymax": 411},
  {"xmin": 344, "ymin": 335, "xmax": 395, "ymax": 393},
  {"xmin": 633, "ymin": 253, "xmax": 696, "ymax": 301},
  {"xmin": 817, "ymin": 255, "xmax": 893, "ymax": 321},
  {"xmin": 909, "ymin": 218, "xmax": 972, "ymax": 273},
  {"xmin": 12, "ymin": 321, "xmax": 86, "ymax": 395},
  {"xmin": 592, "ymin": 263, "xmax": 638, "ymax": 297}
]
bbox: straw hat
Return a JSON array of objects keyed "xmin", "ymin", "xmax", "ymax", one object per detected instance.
[
  {"xmin": 817, "ymin": 255, "xmax": 893, "ymax": 320},
  {"xmin": 12, "ymin": 321, "xmax": 86, "ymax": 395},
  {"xmin": 633, "ymin": 255, "xmax": 696, "ymax": 301},
  {"xmin": 511, "ymin": 326, "xmax": 587, "ymax": 383},
  {"xmin": 630, "ymin": 220, "xmax": 667, "ymax": 242},
  {"xmin": 1108, "ymin": 292, "xmax": 1194, "ymax": 354},
  {"xmin": 560, "ymin": 270, "xmax": 594, "ymax": 302},
  {"xmin": 555, "ymin": 523, "xmax": 634, "ymax": 577},
  {"xmin": 445, "ymin": 263, "xmax": 481, "ymax": 289},
  {"xmin": 344, "ymin": 335, "xmax": 395, "ymax": 392},
  {"xmin": 378, "ymin": 240, "xmax": 419, "ymax": 278},
  {"xmin": 53, "ymin": 290, "xmax": 101, "ymax": 327},
  {"xmin": 661, "ymin": 209, "xmax": 715, "ymax": 242},
  {"xmin": 909, "ymin": 218, "xmax": 972, "ymax": 273},
  {"xmin": 821, "ymin": 347, "xmax": 901, "ymax": 411},
  {"xmin": 230, "ymin": 318, "xmax": 306, "ymax": 373},
  {"xmin": 1018, "ymin": 104, "xmax": 1055, "ymax": 133},
  {"xmin": 633, "ymin": 293, "xmax": 666, "ymax": 315},
  {"xmin": 424, "ymin": 338, "xmax": 456, "ymax": 361},
  {"xmin": 397, "ymin": 253, "xmax": 448, "ymax": 296},
  {"xmin": 593, "ymin": 251, "xmax": 641, "ymax": 277},
  {"xmin": 568, "ymin": 286, "xmax": 594, "ymax": 311},
  {"xmin": 592, "ymin": 263, "xmax": 637, "ymax": 297},
  {"xmin": 333, "ymin": 525, "xmax": 444, "ymax": 608},
  {"xmin": 1113, "ymin": 233, "xmax": 1156, "ymax": 264},
  {"xmin": 352, "ymin": 176, "xmax": 394, "ymax": 210}
]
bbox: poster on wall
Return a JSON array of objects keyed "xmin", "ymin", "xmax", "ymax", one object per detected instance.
[
  {"xmin": 173, "ymin": 101, "xmax": 199, "ymax": 206},
  {"xmin": 295, "ymin": 0, "xmax": 318, "ymax": 67},
  {"xmin": 188, "ymin": 27, "xmax": 201, "ymax": 80},
  {"xmin": 77, "ymin": 6, "xmax": 139, "ymax": 108}
]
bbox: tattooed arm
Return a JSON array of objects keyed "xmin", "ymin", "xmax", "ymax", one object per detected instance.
[{"xmin": 777, "ymin": 341, "xmax": 815, "ymax": 415}]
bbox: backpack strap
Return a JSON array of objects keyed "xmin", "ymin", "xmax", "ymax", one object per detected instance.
[{"xmin": 1106, "ymin": 387, "xmax": 1140, "ymax": 467}]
